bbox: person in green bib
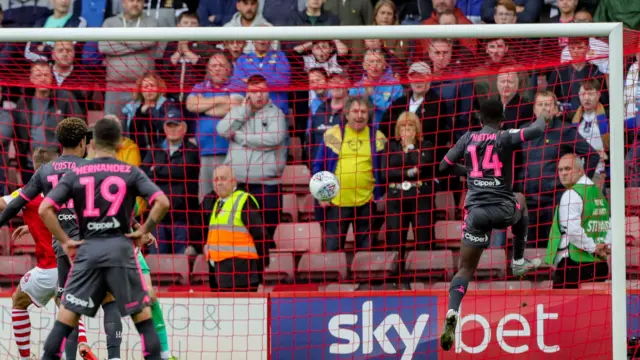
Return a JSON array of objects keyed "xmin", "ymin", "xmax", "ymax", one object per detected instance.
[{"xmin": 546, "ymin": 153, "xmax": 611, "ymax": 289}]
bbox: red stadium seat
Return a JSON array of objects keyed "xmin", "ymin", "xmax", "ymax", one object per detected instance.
[
  {"xmin": 0, "ymin": 255, "xmax": 32, "ymax": 285},
  {"xmin": 191, "ymin": 254, "xmax": 209, "ymax": 284},
  {"xmin": 537, "ymin": 280, "xmax": 553, "ymax": 289},
  {"xmin": 144, "ymin": 254, "xmax": 190, "ymax": 285},
  {"xmin": 627, "ymin": 216, "xmax": 640, "ymax": 245},
  {"xmin": 264, "ymin": 252, "xmax": 296, "ymax": 283},
  {"xmin": 410, "ymin": 282, "xmax": 427, "ymax": 290},
  {"xmin": 87, "ymin": 110, "xmax": 104, "ymax": 126},
  {"xmin": 475, "ymin": 281, "xmax": 533, "ymax": 290},
  {"xmin": 297, "ymin": 194, "xmax": 315, "ymax": 221},
  {"xmin": 626, "ymin": 188, "xmax": 640, "ymax": 208},
  {"xmin": 281, "ymin": 165, "xmax": 311, "ymax": 193},
  {"xmin": 297, "ymin": 252, "xmax": 348, "ymax": 282},
  {"xmin": 321, "ymin": 283, "xmax": 358, "ymax": 292},
  {"xmin": 11, "ymin": 232, "xmax": 36, "ymax": 255},
  {"xmin": 281, "ymin": 193, "xmax": 298, "ymax": 223},
  {"xmin": 272, "ymin": 222, "xmax": 323, "ymax": 253},
  {"xmin": 434, "ymin": 221, "xmax": 462, "ymax": 249},
  {"xmin": 257, "ymin": 284, "xmax": 274, "ymax": 293},
  {"xmin": 476, "ymin": 249, "xmax": 507, "ymax": 279},
  {"xmin": 0, "ymin": 227, "xmax": 10, "ymax": 255},
  {"xmin": 434, "ymin": 192, "xmax": 456, "ymax": 220},
  {"xmin": 579, "ymin": 282, "xmax": 611, "ymax": 291},
  {"xmin": 351, "ymin": 251, "xmax": 398, "ymax": 281},
  {"xmin": 289, "ymin": 136, "xmax": 303, "ymax": 163},
  {"xmin": 627, "ymin": 246, "xmax": 640, "ymax": 277},
  {"xmin": 405, "ymin": 250, "xmax": 455, "ymax": 281}
]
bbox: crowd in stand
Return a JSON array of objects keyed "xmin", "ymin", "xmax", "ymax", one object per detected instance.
[{"xmin": 0, "ymin": 0, "xmax": 638, "ymax": 290}]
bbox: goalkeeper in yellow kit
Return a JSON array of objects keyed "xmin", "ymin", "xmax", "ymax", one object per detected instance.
[{"xmin": 86, "ymin": 124, "xmax": 177, "ymax": 360}]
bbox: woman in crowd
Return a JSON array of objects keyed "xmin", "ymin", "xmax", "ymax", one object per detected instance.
[
  {"xmin": 382, "ymin": 111, "xmax": 435, "ymax": 289},
  {"xmin": 122, "ymin": 71, "xmax": 180, "ymax": 159}
]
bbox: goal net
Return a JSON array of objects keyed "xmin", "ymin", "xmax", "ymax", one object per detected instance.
[{"xmin": 0, "ymin": 22, "xmax": 636, "ymax": 360}]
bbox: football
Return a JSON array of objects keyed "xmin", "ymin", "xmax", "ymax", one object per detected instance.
[{"xmin": 309, "ymin": 171, "xmax": 340, "ymax": 202}]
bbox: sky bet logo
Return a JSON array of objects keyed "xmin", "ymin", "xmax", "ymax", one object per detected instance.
[{"xmin": 270, "ymin": 296, "xmax": 439, "ymax": 360}]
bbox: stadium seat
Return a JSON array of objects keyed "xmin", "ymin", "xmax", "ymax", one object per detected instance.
[
  {"xmin": 475, "ymin": 281, "xmax": 533, "ymax": 290},
  {"xmin": 257, "ymin": 284, "xmax": 274, "ymax": 293},
  {"xmin": 537, "ymin": 280, "xmax": 553, "ymax": 289},
  {"xmin": 405, "ymin": 250, "xmax": 455, "ymax": 281},
  {"xmin": 627, "ymin": 216, "xmax": 640, "ymax": 244},
  {"xmin": 627, "ymin": 246, "xmax": 640, "ymax": 277},
  {"xmin": 628, "ymin": 280, "xmax": 640, "ymax": 290},
  {"xmin": 0, "ymin": 255, "xmax": 32, "ymax": 285},
  {"xmin": 191, "ymin": 254, "xmax": 208, "ymax": 284},
  {"xmin": 579, "ymin": 282, "xmax": 611, "ymax": 291},
  {"xmin": 297, "ymin": 252, "xmax": 348, "ymax": 282},
  {"xmin": 11, "ymin": 232, "xmax": 36, "ymax": 255},
  {"xmin": 145, "ymin": 254, "xmax": 190, "ymax": 285},
  {"xmin": 264, "ymin": 252, "xmax": 296, "ymax": 283},
  {"xmin": 272, "ymin": 222, "xmax": 323, "ymax": 253},
  {"xmin": 351, "ymin": 251, "xmax": 398, "ymax": 281},
  {"xmin": 410, "ymin": 282, "xmax": 427, "ymax": 290},
  {"xmin": 87, "ymin": 110, "xmax": 104, "ymax": 126},
  {"xmin": 434, "ymin": 221, "xmax": 462, "ymax": 249},
  {"xmin": 281, "ymin": 193, "xmax": 298, "ymax": 223},
  {"xmin": 434, "ymin": 192, "xmax": 456, "ymax": 220},
  {"xmin": 289, "ymin": 136, "xmax": 303, "ymax": 162},
  {"xmin": 297, "ymin": 194, "xmax": 315, "ymax": 221},
  {"xmin": 476, "ymin": 249, "xmax": 507, "ymax": 279},
  {"xmin": 627, "ymin": 188, "xmax": 640, "ymax": 208},
  {"xmin": 0, "ymin": 227, "xmax": 10, "ymax": 255},
  {"xmin": 321, "ymin": 283, "xmax": 358, "ymax": 292},
  {"xmin": 431, "ymin": 282, "xmax": 478, "ymax": 291},
  {"xmin": 281, "ymin": 165, "xmax": 311, "ymax": 193}
]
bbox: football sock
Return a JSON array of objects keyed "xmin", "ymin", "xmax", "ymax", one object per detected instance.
[
  {"xmin": 103, "ymin": 301, "xmax": 123, "ymax": 360},
  {"xmin": 135, "ymin": 318, "xmax": 162, "ymax": 360},
  {"xmin": 42, "ymin": 321, "xmax": 75, "ymax": 360},
  {"xmin": 12, "ymin": 309, "xmax": 31, "ymax": 359},
  {"xmin": 448, "ymin": 276, "xmax": 469, "ymax": 312},
  {"xmin": 151, "ymin": 301, "xmax": 172, "ymax": 357}
]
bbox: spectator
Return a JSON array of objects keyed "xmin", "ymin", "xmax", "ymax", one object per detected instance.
[
  {"xmin": 381, "ymin": 61, "xmax": 450, "ymax": 157},
  {"xmin": 219, "ymin": 40, "xmax": 247, "ymax": 66},
  {"xmin": 73, "ymin": 0, "xmax": 121, "ymax": 27},
  {"xmin": 217, "ymin": 74, "xmax": 288, "ymax": 237},
  {"xmin": 546, "ymin": 36, "xmax": 608, "ymax": 113},
  {"xmin": 572, "ymin": 78, "xmax": 608, "ymax": 185},
  {"xmin": 186, "ymin": 51, "xmax": 244, "ymax": 200},
  {"xmin": 50, "ymin": 41, "xmax": 94, "ymax": 115},
  {"xmin": 323, "ymin": 0, "xmax": 372, "ymax": 25},
  {"xmin": 493, "ymin": 0, "xmax": 517, "ymax": 24},
  {"xmin": 455, "ymin": 0, "xmax": 483, "ymax": 23},
  {"xmin": 0, "ymin": 0, "xmax": 50, "ymax": 27},
  {"xmin": 24, "ymin": 0, "xmax": 87, "ymax": 64},
  {"xmin": 312, "ymin": 97, "xmax": 386, "ymax": 251},
  {"xmin": 495, "ymin": 68, "xmax": 534, "ymax": 130},
  {"xmin": 551, "ymin": 0, "xmax": 577, "ymax": 24},
  {"xmin": 560, "ymin": 10, "xmax": 609, "ymax": 75},
  {"xmin": 224, "ymin": 0, "xmax": 279, "ymax": 53},
  {"xmin": 99, "ymin": 0, "xmax": 159, "ymax": 119},
  {"xmin": 436, "ymin": 10, "xmax": 476, "ymax": 61},
  {"xmin": 625, "ymin": 41, "xmax": 640, "ymax": 136},
  {"xmin": 204, "ymin": 165, "xmax": 274, "ymax": 292},
  {"xmin": 287, "ymin": 0, "xmax": 339, "ymax": 26},
  {"xmin": 367, "ymin": 0, "xmax": 409, "ymax": 66},
  {"xmin": 481, "ymin": 0, "xmax": 542, "ymax": 23},
  {"xmin": 420, "ymin": 0, "xmax": 476, "ymax": 55},
  {"xmin": 0, "ymin": 85, "xmax": 12, "ymax": 194},
  {"xmin": 307, "ymin": 70, "xmax": 348, "ymax": 162},
  {"xmin": 518, "ymin": 91, "xmax": 600, "ymax": 247},
  {"xmin": 122, "ymin": 71, "xmax": 179, "ymax": 159},
  {"xmin": 233, "ymin": 37, "xmax": 291, "ymax": 115},
  {"xmin": 142, "ymin": 109, "xmax": 200, "ymax": 254},
  {"xmin": 546, "ymin": 153, "xmax": 610, "ymax": 289},
  {"xmin": 382, "ymin": 111, "xmax": 434, "ymax": 288},
  {"xmin": 13, "ymin": 61, "xmax": 82, "ymax": 183},
  {"xmin": 349, "ymin": 49, "xmax": 403, "ymax": 130},
  {"xmin": 263, "ymin": 0, "xmax": 305, "ymax": 26},
  {"xmin": 198, "ymin": 0, "xmax": 236, "ymax": 26},
  {"xmin": 159, "ymin": 12, "xmax": 212, "ymax": 102}
]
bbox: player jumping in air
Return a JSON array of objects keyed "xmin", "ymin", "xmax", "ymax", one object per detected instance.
[
  {"xmin": 1, "ymin": 148, "xmax": 97, "ymax": 360},
  {"xmin": 39, "ymin": 116, "xmax": 170, "ymax": 360},
  {"xmin": 87, "ymin": 116, "xmax": 178, "ymax": 360},
  {"xmin": 438, "ymin": 100, "xmax": 548, "ymax": 351}
]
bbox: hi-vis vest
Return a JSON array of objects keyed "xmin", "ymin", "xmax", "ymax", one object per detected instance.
[{"xmin": 205, "ymin": 190, "xmax": 260, "ymax": 263}]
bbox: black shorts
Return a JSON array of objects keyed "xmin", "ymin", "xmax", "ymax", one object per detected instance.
[
  {"xmin": 61, "ymin": 264, "xmax": 149, "ymax": 317},
  {"xmin": 56, "ymin": 254, "xmax": 72, "ymax": 299},
  {"xmin": 462, "ymin": 199, "xmax": 521, "ymax": 249}
]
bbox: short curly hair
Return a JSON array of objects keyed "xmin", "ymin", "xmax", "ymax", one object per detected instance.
[{"xmin": 56, "ymin": 117, "xmax": 87, "ymax": 149}]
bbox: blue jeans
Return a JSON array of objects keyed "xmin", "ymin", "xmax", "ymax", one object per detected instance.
[{"xmin": 148, "ymin": 221, "xmax": 188, "ymax": 254}]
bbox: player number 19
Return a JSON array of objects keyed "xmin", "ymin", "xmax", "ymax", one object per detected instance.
[
  {"xmin": 467, "ymin": 145, "xmax": 503, "ymax": 177},
  {"xmin": 80, "ymin": 176, "xmax": 127, "ymax": 217}
]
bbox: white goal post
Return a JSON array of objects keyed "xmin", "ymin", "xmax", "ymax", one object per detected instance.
[{"xmin": 0, "ymin": 22, "xmax": 627, "ymax": 358}]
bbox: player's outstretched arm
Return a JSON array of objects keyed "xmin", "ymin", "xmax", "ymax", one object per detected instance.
[
  {"xmin": 0, "ymin": 174, "xmax": 44, "ymax": 227},
  {"xmin": 507, "ymin": 114, "xmax": 548, "ymax": 145}
]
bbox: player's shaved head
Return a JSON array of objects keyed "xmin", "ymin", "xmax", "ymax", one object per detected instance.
[
  {"xmin": 213, "ymin": 165, "xmax": 237, "ymax": 199},
  {"xmin": 558, "ymin": 153, "xmax": 585, "ymax": 188},
  {"xmin": 56, "ymin": 117, "xmax": 88, "ymax": 149},
  {"xmin": 479, "ymin": 99, "xmax": 504, "ymax": 128},
  {"xmin": 93, "ymin": 116, "xmax": 122, "ymax": 153}
]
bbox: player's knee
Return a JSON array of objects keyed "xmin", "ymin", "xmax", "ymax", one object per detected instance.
[
  {"xmin": 102, "ymin": 292, "xmax": 115, "ymax": 304},
  {"xmin": 11, "ymin": 288, "xmax": 31, "ymax": 309},
  {"xmin": 131, "ymin": 306, "xmax": 152, "ymax": 323}
]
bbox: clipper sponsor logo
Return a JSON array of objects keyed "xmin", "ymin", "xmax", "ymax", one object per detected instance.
[
  {"xmin": 464, "ymin": 232, "xmax": 488, "ymax": 243},
  {"xmin": 58, "ymin": 213, "xmax": 77, "ymax": 221},
  {"xmin": 65, "ymin": 294, "xmax": 95, "ymax": 308},
  {"xmin": 473, "ymin": 178, "xmax": 502, "ymax": 187},
  {"xmin": 87, "ymin": 217, "xmax": 121, "ymax": 231}
]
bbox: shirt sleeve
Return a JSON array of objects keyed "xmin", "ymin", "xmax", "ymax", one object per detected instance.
[
  {"xmin": 558, "ymin": 189, "xmax": 597, "ymax": 253},
  {"xmin": 44, "ymin": 172, "xmax": 76, "ymax": 210},
  {"xmin": 133, "ymin": 167, "xmax": 164, "ymax": 204}
]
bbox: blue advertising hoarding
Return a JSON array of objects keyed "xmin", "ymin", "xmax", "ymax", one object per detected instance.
[{"xmin": 271, "ymin": 296, "xmax": 439, "ymax": 360}]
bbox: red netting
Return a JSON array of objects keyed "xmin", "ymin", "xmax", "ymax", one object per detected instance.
[{"xmin": 0, "ymin": 27, "xmax": 639, "ymax": 360}]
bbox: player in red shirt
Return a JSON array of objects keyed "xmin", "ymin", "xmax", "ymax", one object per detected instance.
[{"xmin": 2, "ymin": 148, "xmax": 97, "ymax": 360}]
